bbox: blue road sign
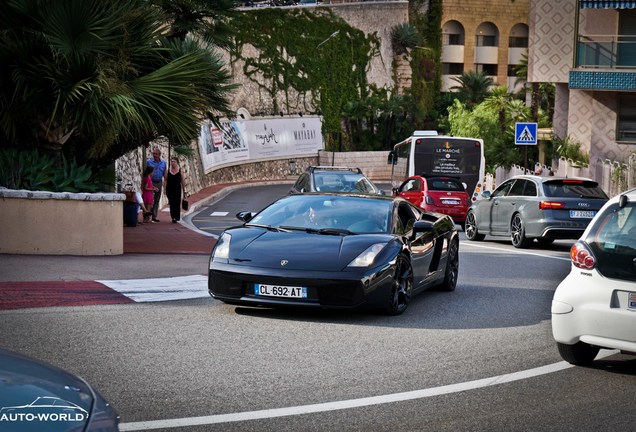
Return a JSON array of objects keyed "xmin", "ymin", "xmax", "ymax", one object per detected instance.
[{"xmin": 515, "ymin": 122, "xmax": 538, "ymax": 145}]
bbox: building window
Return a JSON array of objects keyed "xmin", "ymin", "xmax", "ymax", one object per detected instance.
[
  {"xmin": 476, "ymin": 35, "xmax": 497, "ymax": 47},
  {"xmin": 507, "ymin": 65, "xmax": 520, "ymax": 77},
  {"xmin": 509, "ymin": 37, "xmax": 528, "ymax": 48},
  {"xmin": 448, "ymin": 34, "xmax": 463, "ymax": 45},
  {"xmin": 443, "ymin": 63, "xmax": 464, "ymax": 75},
  {"xmin": 476, "ymin": 64, "xmax": 498, "ymax": 76},
  {"xmin": 618, "ymin": 94, "xmax": 636, "ymax": 142}
]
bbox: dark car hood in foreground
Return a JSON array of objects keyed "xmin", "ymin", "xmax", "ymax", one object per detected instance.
[
  {"xmin": 0, "ymin": 348, "xmax": 119, "ymax": 431},
  {"xmin": 226, "ymin": 227, "xmax": 395, "ymax": 271}
]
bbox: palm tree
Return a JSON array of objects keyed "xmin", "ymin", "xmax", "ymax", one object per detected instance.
[
  {"xmin": 483, "ymin": 86, "xmax": 512, "ymax": 136},
  {"xmin": 450, "ymin": 71, "xmax": 494, "ymax": 108},
  {"xmin": 0, "ymin": 0, "xmax": 235, "ymax": 169}
]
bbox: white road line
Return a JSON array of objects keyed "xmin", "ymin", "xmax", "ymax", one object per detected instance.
[
  {"xmin": 210, "ymin": 211, "xmax": 229, "ymax": 216},
  {"xmin": 119, "ymin": 351, "xmax": 616, "ymax": 431},
  {"xmin": 460, "ymin": 241, "xmax": 571, "ymax": 261},
  {"xmin": 98, "ymin": 275, "xmax": 208, "ymax": 302}
]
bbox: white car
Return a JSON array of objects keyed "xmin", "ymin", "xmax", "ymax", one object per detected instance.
[{"xmin": 552, "ymin": 188, "xmax": 636, "ymax": 365}]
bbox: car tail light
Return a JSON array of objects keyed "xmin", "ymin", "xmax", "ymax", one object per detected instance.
[
  {"xmin": 539, "ymin": 201, "xmax": 565, "ymax": 210},
  {"xmin": 425, "ymin": 196, "xmax": 434, "ymax": 205},
  {"xmin": 570, "ymin": 241, "xmax": 595, "ymax": 270}
]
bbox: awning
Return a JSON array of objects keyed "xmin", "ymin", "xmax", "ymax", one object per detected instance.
[{"xmin": 580, "ymin": 1, "xmax": 636, "ymax": 8}]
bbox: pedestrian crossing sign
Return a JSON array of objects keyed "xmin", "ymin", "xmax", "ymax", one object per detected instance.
[{"xmin": 515, "ymin": 122, "xmax": 538, "ymax": 145}]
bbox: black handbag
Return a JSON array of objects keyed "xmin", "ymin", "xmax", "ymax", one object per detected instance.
[{"xmin": 181, "ymin": 198, "xmax": 189, "ymax": 211}]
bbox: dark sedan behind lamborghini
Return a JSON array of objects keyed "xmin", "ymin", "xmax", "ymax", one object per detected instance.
[{"xmin": 208, "ymin": 194, "xmax": 459, "ymax": 315}]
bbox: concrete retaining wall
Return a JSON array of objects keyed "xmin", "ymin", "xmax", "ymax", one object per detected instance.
[{"xmin": 0, "ymin": 190, "xmax": 124, "ymax": 255}]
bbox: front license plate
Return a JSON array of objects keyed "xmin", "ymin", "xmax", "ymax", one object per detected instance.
[
  {"xmin": 570, "ymin": 210, "xmax": 596, "ymax": 219},
  {"xmin": 629, "ymin": 292, "xmax": 636, "ymax": 310},
  {"xmin": 441, "ymin": 199, "xmax": 460, "ymax": 205},
  {"xmin": 254, "ymin": 283, "xmax": 307, "ymax": 299}
]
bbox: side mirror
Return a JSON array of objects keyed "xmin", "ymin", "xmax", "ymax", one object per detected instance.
[
  {"xmin": 236, "ymin": 211, "xmax": 254, "ymax": 222},
  {"xmin": 412, "ymin": 220, "xmax": 435, "ymax": 233},
  {"xmin": 392, "ymin": 187, "xmax": 399, "ymax": 196},
  {"xmin": 387, "ymin": 151, "xmax": 397, "ymax": 165},
  {"xmin": 481, "ymin": 191, "xmax": 492, "ymax": 200}
]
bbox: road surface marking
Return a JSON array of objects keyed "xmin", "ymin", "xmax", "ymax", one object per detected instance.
[
  {"xmin": 460, "ymin": 241, "xmax": 571, "ymax": 261},
  {"xmin": 119, "ymin": 351, "xmax": 616, "ymax": 431}
]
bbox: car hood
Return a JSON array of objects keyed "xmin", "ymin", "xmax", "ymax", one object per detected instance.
[
  {"xmin": 0, "ymin": 348, "xmax": 119, "ymax": 431},
  {"xmin": 227, "ymin": 228, "xmax": 394, "ymax": 271}
]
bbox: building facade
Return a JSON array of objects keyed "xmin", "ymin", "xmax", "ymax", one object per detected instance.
[
  {"xmin": 441, "ymin": 0, "xmax": 531, "ymax": 92},
  {"xmin": 528, "ymin": 0, "xmax": 636, "ymax": 173}
]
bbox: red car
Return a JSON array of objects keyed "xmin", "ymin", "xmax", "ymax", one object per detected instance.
[{"xmin": 394, "ymin": 175, "xmax": 471, "ymax": 230}]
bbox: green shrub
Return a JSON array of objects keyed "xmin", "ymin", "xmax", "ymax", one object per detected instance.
[
  {"xmin": 0, "ymin": 149, "xmax": 99, "ymax": 192},
  {"xmin": 554, "ymin": 136, "xmax": 589, "ymax": 166}
]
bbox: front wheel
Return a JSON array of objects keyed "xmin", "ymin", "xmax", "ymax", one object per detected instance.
[
  {"xmin": 557, "ymin": 342, "xmax": 600, "ymax": 366},
  {"xmin": 437, "ymin": 239, "xmax": 459, "ymax": 292},
  {"xmin": 465, "ymin": 210, "xmax": 484, "ymax": 241},
  {"xmin": 386, "ymin": 254, "xmax": 413, "ymax": 315},
  {"xmin": 511, "ymin": 213, "xmax": 531, "ymax": 248}
]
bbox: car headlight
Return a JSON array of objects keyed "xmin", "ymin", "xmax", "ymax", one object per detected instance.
[
  {"xmin": 348, "ymin": 243, "xmax": 386, "ymax": 267},
  {"xmin": 211, "ymin": 232, "xmax": 231, "ymax": 263}
]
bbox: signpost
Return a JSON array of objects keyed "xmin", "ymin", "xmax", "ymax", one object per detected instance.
[{"xmin": 515, "ymin": 122, "xmax": 538, "ymax": 171}]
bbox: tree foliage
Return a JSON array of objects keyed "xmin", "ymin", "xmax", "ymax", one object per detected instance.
[{"xmin": 0, "ymin": 0, "xmax": 235, "ymax": 171}]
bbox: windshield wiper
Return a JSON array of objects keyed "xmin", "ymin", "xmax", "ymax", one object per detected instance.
[
  {"xmin": 279, "ymin": 226, "xmax": 354, "ymax": 236},
  {"xmin": 247, "ymin": 224, "xmax": 291, "ymax": 232},
  {"xmin": 318, "ymin": 228, "xmax": 354, "ymax": 236}
]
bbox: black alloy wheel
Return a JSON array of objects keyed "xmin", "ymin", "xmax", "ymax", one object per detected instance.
[
  {"xmin": 465, "ymin": 210, "xmax": 485, "ymax": 241},
  {"xmin": 510, "ymin": 213, "xmax": 531, "ymax": 248},
  {"xmin": 386, "ymin": 254, "xmax": 413, "ymax": 315},
  {"xmin": 437, "ymin": 239, "xmax": 459, "ymax": 292}
]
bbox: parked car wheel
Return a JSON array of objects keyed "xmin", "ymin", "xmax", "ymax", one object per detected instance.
[
  {"xmin": 557, "ymin": 341, "xmax": 600, "ymax": 366},
  {"xmin": 437, "ymin": 239, "xmax": 459, "ymax": 292},
  {"xmin": 511, "ymin": 213, "xmax": 531, "ymax": 248},
  {"xmin": 465, "ymin": 210, "xmax": 485, "ymax": 241},
  {"xmin": 386, "ymin": 254, "xmax": 413, "ymax": 315}
]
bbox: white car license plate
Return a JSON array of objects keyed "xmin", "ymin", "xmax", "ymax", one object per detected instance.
[
  {"xmin": 570, "ymin": 210, "xmax": 596, "ymax": 219},
  {"xmin": 441, "ymin": 199, "xmax": 460, "ymax": 205},
  {"xmin": 254, "ymin": 284, "xmax": 307, "ymax": 299},
  {"xmin": 629, "ymin": 292, "xmax": 636, "ymax": 310}
]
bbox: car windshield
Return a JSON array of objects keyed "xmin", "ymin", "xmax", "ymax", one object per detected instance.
[
  {"xmin": 314, "ymin": 172, "xmax": 375, "ymax": 193},
  {"xmin": 427, "ymin": 177, "xmax": 465, "ymax": 192},
  {"xmin": 248, "ymin": 195, "xmax": 391, "ymax": 233},
  {"xmin": 542, "ymin": 180, "xmax": 608, "ymax": 199},
  {"xmin": 587, "ymin": 201, "xmax": 636, "ymax": 282}
]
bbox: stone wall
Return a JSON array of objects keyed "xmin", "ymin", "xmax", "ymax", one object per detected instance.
[
  {"xmin": 318, "ymin": 150, "xmax": 394, "ymax": 180},
  {"xmin": 224, "ymin": 2, "xmax": 409, "ymax": 117}
]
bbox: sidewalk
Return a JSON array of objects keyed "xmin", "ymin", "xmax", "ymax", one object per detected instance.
[{"xmin": 123, "ymin": 179, "xmax": 291, "ymax": 254}]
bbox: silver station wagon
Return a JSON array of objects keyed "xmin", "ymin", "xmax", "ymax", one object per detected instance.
[{"xmin": 465, "ymin": 175, "xmax": 609, "ymax": 248}]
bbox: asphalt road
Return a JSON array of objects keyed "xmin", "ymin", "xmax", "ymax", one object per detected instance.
[{"xmin": 1, "ymin": 185, "xmax": 634, "ymax": 432}]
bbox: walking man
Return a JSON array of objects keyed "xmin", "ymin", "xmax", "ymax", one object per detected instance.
[{"xmin": 146, "ymin": 147, "xmax": 167, "ymax": 222}]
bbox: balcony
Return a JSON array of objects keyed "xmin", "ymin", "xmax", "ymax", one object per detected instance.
[
  {"xmin": 576, "ymin": 35, "xmax": 636, "ymax": 69},
  {"xmin": 570, "ymin": 34, "xmax": 636, "ymax": 91}
]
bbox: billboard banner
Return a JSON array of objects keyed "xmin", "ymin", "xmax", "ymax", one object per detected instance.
[{"xmin": 198, "ymin": 117, "xmax": 323, "ymax": 172}]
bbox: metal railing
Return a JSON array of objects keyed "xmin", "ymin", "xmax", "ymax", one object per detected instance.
[
  {"xmin": 577, "ymin": 34, "xmax": 636, "ymax": 69},
  {"xmin": 487, "ymin": 155, "xmax": 636, "ymax": 198}
]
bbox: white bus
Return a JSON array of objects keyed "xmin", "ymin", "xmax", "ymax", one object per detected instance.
[{"xmin": 387, "ymin": 130, "xmax": 486, "ymax": 202}]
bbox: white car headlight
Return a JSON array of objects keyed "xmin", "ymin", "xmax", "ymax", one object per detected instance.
[
  {"xmin": 348, "ymin": 243, "xmax": 386, "ymax": 267},
  {"xmin": 211, "ymin": 232, "xmax": 231, "ymax": 263}
]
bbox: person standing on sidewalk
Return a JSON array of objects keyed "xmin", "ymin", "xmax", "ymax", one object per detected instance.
[
  {"xmin": 166, "ymin": 156, "xmax": 187, "ymax": 223},
  {"xmin": 141, "ymin": 166, "xmax": 156, "ymax": 223},
  {"xmin": 146, "ymin": 147, "xmax": 167, "ymax": 222}
]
